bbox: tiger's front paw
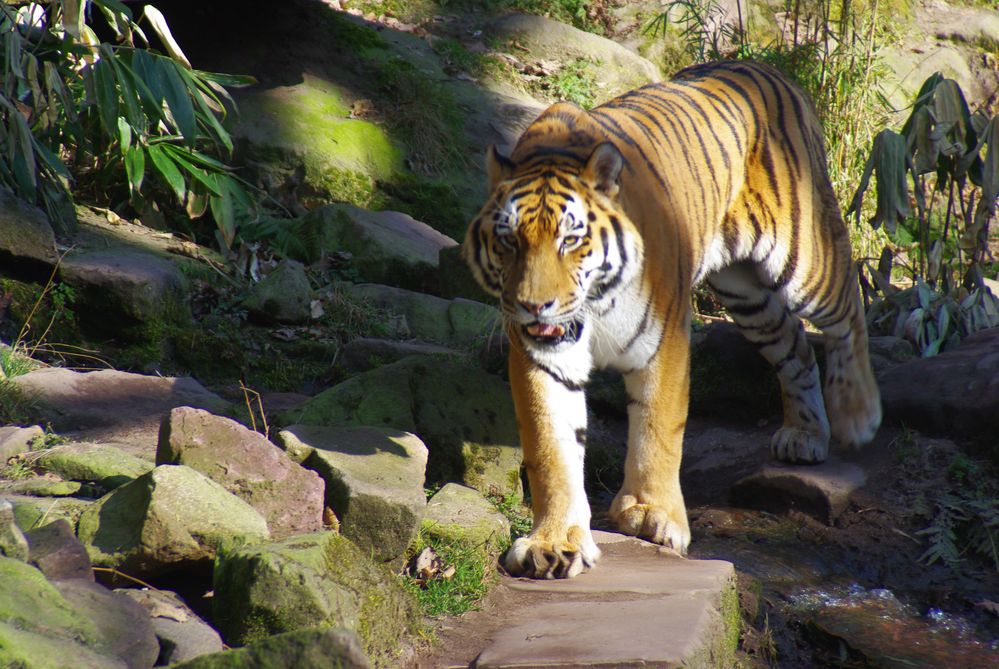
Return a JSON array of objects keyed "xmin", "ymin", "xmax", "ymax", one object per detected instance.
[
  {"xmin": 610, "ymin": 494, "xmax": 690, "ymax": 555},
  {"xmin": 503, "ymin": 525, "xmax": 600, "ymax": 579}
]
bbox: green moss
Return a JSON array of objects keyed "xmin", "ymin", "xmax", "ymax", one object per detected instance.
[{"xmin": 721, "ymin": 578, "xmax": 742, "ymax": 658}]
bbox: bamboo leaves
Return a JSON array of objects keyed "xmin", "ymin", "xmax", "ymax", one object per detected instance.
[{"xmin": 0, "ymin": 0, "xmax": 257, "ymax": 245}]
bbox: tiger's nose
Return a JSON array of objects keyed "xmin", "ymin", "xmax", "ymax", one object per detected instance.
[{"xmin": 520, "ymin": 299, "xmax": 555, "ymax": 316}]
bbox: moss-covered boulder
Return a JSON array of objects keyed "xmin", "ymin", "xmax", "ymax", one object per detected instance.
[
  {"xmin": 76, "ymin": 465, "xmax": 270, "ymax": 576},
  {"xmin": 234, "ymin": 74, "xmax": 403, "ymax": 209},
  {"xmin": 212, "ymin": 532, "xmax": 417, "ymax": 667},
  {"xmin": 7, "ymin": 493, "xmax": 94, "ymax": 534},
  {"xmin": 35, "ymin": 442, "xmax": 154, "ymax": 489},
  {"xmin": 277, "ymin": 426, "xmax": 427, "ymax": 562},
  {"xmin": 424, "ymin": 483, "xmax": 511, "ymax": 553},
  {"xmin": 170, "ymin": 628, "xmax": 370, "ymax": 669},
  {"xmin": 280, "ymin": 356, "xmax": 522, "ymax": 502},
  {"xmin": 0, "ymin": 555, "xmax": 127, "ymax": 669},
  {"xmin": 241, "ymin": 259, "xmax": 314, "ymax": 324}
]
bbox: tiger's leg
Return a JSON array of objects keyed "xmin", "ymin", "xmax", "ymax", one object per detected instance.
[
  {"xmin": 790, "ymin": 254, "xmax": 882, "ymax": 449},
  {"xmin": 609, "ymin": 320, "xmax": 691, "ymax": 553},
  {"xmin": 503, "ymin": 337, "xmax": 600, "ymax": 579},
  {"xmin": 708, "ymin": 262, "xmax": 831, "ymax": 463}
]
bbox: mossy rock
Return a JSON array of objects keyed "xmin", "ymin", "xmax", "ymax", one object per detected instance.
[
  {"xmin": 0, "ymin": 557, "xmax": 107, "ymax": 667},
  {"xmin": 169, "ymin": 628, "xmax": 370, "ymax": 669},
  {"xmin": 76, "ymin": 465, "xmax": 270, "ymax": 576},
  {"xmin": 35, "ymin": 443, "xmax": 154, "ymax": 490},
  {"xmin": 9, "ymin": 494, "xmax": 94, "ymax": 534},
  {"xmin": 282, "ymin": 356, "xmax": 522, "ymax": 502},
  {"xmin": 234, "ymin": 74, "xmax": 403, "ymax": 209},
  {"xmin": 212, "ymin": 531, "xmax": 417, "ymax": 667}
]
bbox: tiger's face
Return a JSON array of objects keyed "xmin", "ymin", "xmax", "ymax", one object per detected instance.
[{"xmin": 463, "ymin": 143, "xmax": 644, "ymax": 351}]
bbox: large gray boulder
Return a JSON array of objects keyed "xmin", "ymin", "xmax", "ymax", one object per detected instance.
[
  {"xmin": 346, "ymin": 283, "xmax": 499, "ymax": 347},
  {"xmin": 878, "ymin": 327, "xmax": 999, "ymax": 455},
  {"xmin": 306, "ymin": 204, "xmax": 458, "ymax": 292},
  {"xmin": 157, "ymin": 407, "xmax": 325, "ymax": 538},
  {"xmin": 212, "ymin": 531, "xmax": 417, "ymax": 665},
  {"xmin": 76, "ymin": 465, "xmax": 270, "ymax": 576},
  {"xmin": 0, "ymin": 186, "xmax": 59, "ymax": 265},
  {"xmin": 487, "ymin": 13, "xmax": 661, "ymax": 102},
  {"xmin": 277, "ymin": 425, "xmax": 427, "ymax": 562},
  {"xmin": 281, "ymin": 356, "xmax": 523, "ymax": 502}
]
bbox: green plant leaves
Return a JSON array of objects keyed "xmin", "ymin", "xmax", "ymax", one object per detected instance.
[
  {"xmin": 849, "ymin": 129, "xmax": 910, "ymax": 233},
  {"xmin": 147, "ymin": 143, "xmax": 186, "ymax": 203}
]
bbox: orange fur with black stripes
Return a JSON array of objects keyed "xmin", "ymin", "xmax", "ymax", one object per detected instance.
[{"xmin": 462, "ymin": 61, "xmax": 881, "ymax": 579}]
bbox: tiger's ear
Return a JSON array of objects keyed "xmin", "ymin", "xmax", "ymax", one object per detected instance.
[
  {"xmin": 582, "ymin": 142, "xmax": 623, "ymax": 198},
  {"xmin": 486, "ymin": 145, "xmax": 514, "ymax": 190}
]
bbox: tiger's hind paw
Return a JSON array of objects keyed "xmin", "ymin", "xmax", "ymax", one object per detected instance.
[
  {"xmin": 503, "ymin": 526, "xmax": 600, "ymax": 579},
  {"xmin": 610, "ymin": 495, "xmax": 690, "ymax": 555},
  {"xmin": 770, "ymin": 426, "xmax": 829, "ymax": 463}
]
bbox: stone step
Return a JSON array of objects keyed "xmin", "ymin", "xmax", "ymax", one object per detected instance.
[{"xmin": 421, "ymin": 531, "xmax": 738, "ymax": 668}]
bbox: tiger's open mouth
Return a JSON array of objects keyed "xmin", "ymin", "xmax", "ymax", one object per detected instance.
[{"xmin": 523, "ymin": 319, "xmax": 584, "ymax": 346}]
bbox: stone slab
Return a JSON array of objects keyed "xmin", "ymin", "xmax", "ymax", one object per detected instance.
[
  {"xmin": 729, "ymin": 458, "xmax": 867, "ymax": 524},
  {"xmin": 475, "ymin": 598, "xmax": 721, "ymax": 669},
  {"xmin": 472, "ymin": 532, "xmax": 737, "ymax": 669}
]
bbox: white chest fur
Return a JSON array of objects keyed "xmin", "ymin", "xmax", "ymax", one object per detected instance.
[{"xmin": 589, "ymin": 280, "xmax": 663, "ymax": 373}]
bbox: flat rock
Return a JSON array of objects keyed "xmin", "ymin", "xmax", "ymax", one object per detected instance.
[
  {"xmin": 76, "ymin": 464, "xmax": 270, "ymax": 576},
  {"xmin": 471, "ymin": 532, "xmax": 737, "ymax": 669},
  {"xmin": 3, "ymin": 478, "xmax": 83, "ymax": 497},
  {"xmin": 157, "ymin": 407, "xmax": 325, "ymax": 538},
  {"xmin": 424, "ymin": 483, "xmax": 510, "ymax": 551},
  {"xmin": 24, "ymin": 518, "xmax": 93, "ymax": 581},
  {"xmin": 59, "ymin": 246, "xmax": 189, "ymax": 327},
  {"xmin": 729, "ymin": 459, "xmax": 868, "ymax": 523},
  {"xmin": 10, "ymin": 368, "xmax": 229, "ymax": 432},
  {"xmin": 878, "ymin": 327, "xmax": 999, "ymax": 450},
  {"xmin": 340, "ymin": 337, "xmax": 465, "ymax": 373},
  {"xmin": 35, "ymin": 442, "xmax": 155, "ymax": 489},
  {"xmin": 277, "ymin": 425, "xmax": 427, "ymax": 561},
  {"xmin": 0, "ymin": 425, "xmax": 43, "ymax": 463},
  {"xmin": 117, "ymin": 588, "xmax": 224, "ymax": 665}
]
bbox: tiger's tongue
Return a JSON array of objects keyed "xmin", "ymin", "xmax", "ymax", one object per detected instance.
[{"xmin": 528, "ymin": 323, "xmax": 565, "ymax": 338}]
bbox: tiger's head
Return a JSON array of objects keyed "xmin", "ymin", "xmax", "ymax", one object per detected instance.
[{"xmin": 463, "ymin": 141, "xmax": 644, "ymax": 351}]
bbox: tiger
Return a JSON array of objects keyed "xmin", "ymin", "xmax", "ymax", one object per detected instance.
[{"xmin": 461, "ymin": 60, "xmax": 882, "ymax": 579}]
